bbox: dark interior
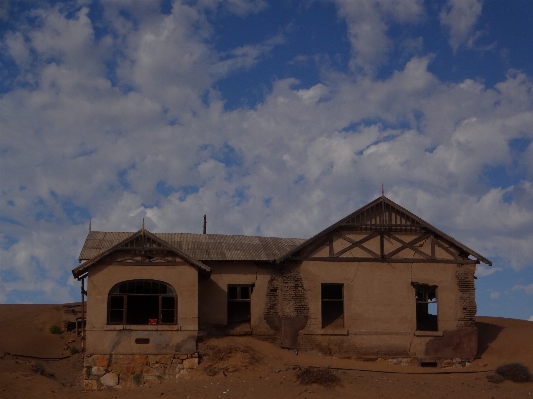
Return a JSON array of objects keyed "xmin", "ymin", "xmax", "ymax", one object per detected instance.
[{"xmin": 126, "ymin": 295, "xmax": 159, "ymax": 324}]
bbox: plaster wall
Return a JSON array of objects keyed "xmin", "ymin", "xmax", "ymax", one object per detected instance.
[
  {"xmin": 294, "ymin": 260, "xmax": 476, "ymax": 359},
  {"xmin": 198, "ymin": 261, "xmax": 274, "ymax": 332},
  {"xmin": 85, "ymin": 261, "xmax": 199, "ymax": 355}
]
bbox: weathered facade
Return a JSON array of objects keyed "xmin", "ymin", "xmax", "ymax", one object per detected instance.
[{"xmin": 73, "ymin": 196, "xmax": 491, "ymax": 388}]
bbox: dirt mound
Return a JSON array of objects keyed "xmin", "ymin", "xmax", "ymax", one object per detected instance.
[
  {"xmin": 1, "ymin": 304, "xmax": 532, "ymax": 398},
  {"xmin": 199, "ymin": 342, "xmax": 263, "ymax": 376},
  {"xmin": 0, "ymin": 304, "xmax": 82, "ymax": 358},
  {"xmin": 476, "ymin": 316, "xmax": 533, "ymax": 370}
]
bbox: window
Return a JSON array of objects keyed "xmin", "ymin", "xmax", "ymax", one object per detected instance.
[
  {"xmin": 107, "ymin": 280, "xmax": 176, "ymax": 325},
  {"xmin": 414, "ymin": 284, "xmax": 438, "ymax": 331},
  {"xmin": 227, "ymin": 285, "xmax": 252, "ymax": 327},
  {"xmin": 321, "ymin": 283, "xmax": 344, "ymax": 329}
]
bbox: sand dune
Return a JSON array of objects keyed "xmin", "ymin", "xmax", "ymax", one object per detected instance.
[{"xmin": 0, "ymin": 304, "xmax": 531, "ymax": 398}]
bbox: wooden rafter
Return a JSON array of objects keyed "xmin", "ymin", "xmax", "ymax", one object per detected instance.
[
  {"xmin": 434, "ymin": 238, "xmax": 462, "ymax": 261},
  {"xmin": 72, "ymin": 228, "xmax": 211, "ymax": 279},
  {"xmin": 277, "ymin": 196, "xmax": 492, "ymax": 266},
  {"xmin": 298, "ymin": 237, "xmax": 330, "ymax": 259}
]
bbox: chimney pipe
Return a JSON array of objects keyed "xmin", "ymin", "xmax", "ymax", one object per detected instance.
[{"xmin": 203, "ymin": 215, "xmax": 207, "ymax": 234}]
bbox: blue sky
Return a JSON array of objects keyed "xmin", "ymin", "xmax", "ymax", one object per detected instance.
[{"xmin": 0, "ymin": 0, "xmax": 532, "ymax": 321}]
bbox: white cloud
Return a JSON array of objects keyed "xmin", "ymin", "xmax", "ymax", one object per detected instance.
[
  {"xmin": 529, "ymin": 316, "xmax": 533, "ymax": 322},
  {"xmin": 512, "ymin": 284, "xmax": 533, "ymax": 296},
  {"xmin": 476, "ymin": 265, "xmax": 502, "ymax": 278},
  {"xmin": 490, "ymin": 291, "xmax": 500, "ymax": 299},
  {"xmin": 440, "ymin": 0, "xmax": 483, "ymax": 52},
  {"xmin": 195, "ymin": 0, "xmax": 267, "ymax": 16},
  {"xmin": 1, "ymin": 1, "xmax": 533, "ymax": 303},
  {"xmin": 296, "ymin": 84, "xmax": 329, "ymax": 105},
  {"xmin": 333, "ymin": 0, "xmax": 425, "ymax": 72}
]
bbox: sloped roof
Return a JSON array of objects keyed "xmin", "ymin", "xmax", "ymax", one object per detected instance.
[
  {"xmin": 78, "ymin": 231, "xmax": 305, "ymax": 262},
  {"xmin": 73, "ymin": 228, "xmax": 213, "ymax": 279},
  {"xmin": 277, "ymin": 195, "xmax": 492, "ymax": 266},
  {"xmin": 74, "ymin": 196, "xmax": 491, "ymax": 279}
]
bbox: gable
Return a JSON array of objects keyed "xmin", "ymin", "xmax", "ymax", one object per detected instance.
[
  {"xmin": 72, "ymin": 229, "xmax": 210, "ymax": 279},
  {"xmin": 278, "ymin": 196, "xmax": 492, "ymax": 265}
]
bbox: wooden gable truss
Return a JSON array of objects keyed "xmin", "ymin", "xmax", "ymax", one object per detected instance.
[
  {"xmin": 72, "ymin": 228, "xmax": 210, "ymax": 279},
  {"xmin": 278, "ymin": 196, "xmax": 492, "ymax": 265}
]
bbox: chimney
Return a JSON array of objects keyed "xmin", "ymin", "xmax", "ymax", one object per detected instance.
[{"xmin": 203, "ymin": 215, "xmax": 207, "ymax": 234}]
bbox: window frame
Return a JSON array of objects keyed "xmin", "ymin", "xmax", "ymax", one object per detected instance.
[
  {"xmin": 321, "ymin": 283, "xmax": 344, "ymax": 329},
  {"xmin": 227, "ymin": 284, "xmax": 253, "ymax": 326},
  {"xmin": 107, "ymin": 279, "xmax": 177, "ymax": 325},
  {"xmin": 413, "ymin": 283, "xmax": 438, "ymax": 332}
]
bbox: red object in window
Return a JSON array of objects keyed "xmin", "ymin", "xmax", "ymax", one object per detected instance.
[{"xmin": 148, "ymin": 318, "xmax": 157, "ymax": 325}]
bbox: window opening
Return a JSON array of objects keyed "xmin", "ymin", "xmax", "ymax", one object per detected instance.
[
  {"xmin": 227, "ymin": 285, "xmax": 252, "ymax": 327},
  {"xmin": 321, "ymin": 283, "xmax": 344, "ymax": 329},
  {"xmin": 414, "ymin": 284, "xmax": 438, "ymax": 331},
  {"xmin": 107, "ymin": 280, "xmax": 176, "ymax": 325}
]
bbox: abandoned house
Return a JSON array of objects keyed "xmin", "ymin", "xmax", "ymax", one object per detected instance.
[{"xmin": 72, "ymin": 195, "xmax": 492, "ymax": 388}]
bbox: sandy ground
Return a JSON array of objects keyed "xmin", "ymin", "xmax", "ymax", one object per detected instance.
[{"xmin": 0, "ymin": 305, "xmax": 532, "ymax": 399}]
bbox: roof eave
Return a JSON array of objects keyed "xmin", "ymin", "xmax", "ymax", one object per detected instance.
[{"xmin": 71, "ymin": 229, "xmax": 211, "ymax": 279}]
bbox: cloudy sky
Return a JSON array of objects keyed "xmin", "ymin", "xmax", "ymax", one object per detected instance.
[{"xmin": 0, "ymin": 0, "xmax": 532, "ymax": 320}]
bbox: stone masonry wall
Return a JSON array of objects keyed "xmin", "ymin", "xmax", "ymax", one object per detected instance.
[
  {"xmin": 456, "ymin": 264, "xmax": 477, "ymax": 328},
  {"xmin": 83, "ymin": 353, "xmax": 198, "ymax": 390}
]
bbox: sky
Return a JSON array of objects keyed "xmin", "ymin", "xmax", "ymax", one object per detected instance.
[{"xmin": 0, "ymin": 0, "xmax": 532, "ymax": 321}]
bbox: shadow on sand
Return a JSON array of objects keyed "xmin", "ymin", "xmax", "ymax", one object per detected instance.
[{"xmin": 476, "ymin": 321, "xmax": 504, "ymax": 357}]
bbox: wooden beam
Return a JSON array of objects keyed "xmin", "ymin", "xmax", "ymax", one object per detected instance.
[
  {"xmin": 112, "ymin": 261, "xmax": 186, "ymax": 266},
  {"xmin": 298, "ymin": 237, "xmax": 330, "ymax": 259},
  {"xmin": 434, "ymin": 239, "xmax": 462, "ymax": 261},
  {"xmin": 291, "ymin": 257, "xmax": 478, "ymax": 264},
  {"xmin": 384, "ymin": 232, "xmax": 431, "ymax": 260},
  {"xmin": 333, "ymin": 231, "xmax": 380, "ymax": 258}
]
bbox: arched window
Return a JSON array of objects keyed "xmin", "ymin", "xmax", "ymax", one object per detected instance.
[{"xmin": 108, "ymin": 280, "xmax": 176, "ymax": 325}]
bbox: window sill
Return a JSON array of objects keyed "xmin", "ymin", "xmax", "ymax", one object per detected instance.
[
  {"xmin": 303, "ymin": 329, "xmax": 349, "ymax": 335},
  {"xmin": 103, "ymin": 325, "xmax": 181, "ymax": 331},
  {"xmin": 414, "ymin": 331, "xmax": 444, "ymax": 337}
]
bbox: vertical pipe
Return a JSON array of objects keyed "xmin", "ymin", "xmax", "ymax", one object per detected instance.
[
  {"xmin": 81, "ymin": 277, "xmax": 85, "ymax": 351},
  {"xmin": 203, "ymin": 215, "xmax": 207, "ymax": 234}
]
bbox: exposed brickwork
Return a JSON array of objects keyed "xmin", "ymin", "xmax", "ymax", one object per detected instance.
[
  {"xmin": 456, "ymin": 265, "xmax": 477, "ymax": 328},
  {"xmin": 83, "ymin": 353, "xmax": 198, "ymax": 389},
  {"xmin": 281, "ymin": 264, "xmax": 309, "ymax": 318},
  {"xmin": 264, "ymin": 272, "xmax": 281, "ymax": 318}
]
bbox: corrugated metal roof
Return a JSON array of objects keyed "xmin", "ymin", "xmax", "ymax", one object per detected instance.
[{"xmin": 79, "ymin": 231, "xmax": 305, "ymax": 262}]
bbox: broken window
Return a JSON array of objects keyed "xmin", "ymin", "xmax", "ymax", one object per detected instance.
[
  {"xmin": 413, "ymin": 284, "xmax": 438, "ymax": 331},
  {"xmin": 107, "ymin": 280, "xmax": 176, "ymax": 325},
  {"xmin": 321, "ymin": 283, "xmax": 344, "ymax": 329},
  {"xmin": 227, "ymin": 285, "xmax": 252, "ymax": 327}
]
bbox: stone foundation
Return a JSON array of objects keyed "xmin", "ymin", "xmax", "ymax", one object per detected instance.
[{"xmin": 83, "ymin": 353, "xmax": 198, "ymax": 389}]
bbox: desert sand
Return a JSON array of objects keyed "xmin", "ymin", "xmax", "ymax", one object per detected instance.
[{"xmin": 0, "ymin": 304, "xmax": 532, "ymax": 398}]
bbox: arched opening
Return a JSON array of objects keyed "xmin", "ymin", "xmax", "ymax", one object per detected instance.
[{"xmin": 108, "ymin": 280, "xmax": 176, "ymax": 325}]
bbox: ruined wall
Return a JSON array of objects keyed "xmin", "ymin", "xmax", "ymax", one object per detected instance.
[
  {"xmin": 86, "ymin": 262, "xmax": 199, "ymax": 355},
  {"xmin": 456, "ymin": 264, "xmax": 477, "ymax": 328},
  {"xmin": 279, "ymin": 264, "xmax": 309, "ymax": 348},
  {"xmin": 283, "ymin": 260, "xmax": 477, "ymax": 360},
  {"xmin": 196, "ymin": 258, "xmax": 477, "ymax": 360},
  {"xmin": 83, "ymin": 353, "xmax": 198, "ymax": 390}
]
